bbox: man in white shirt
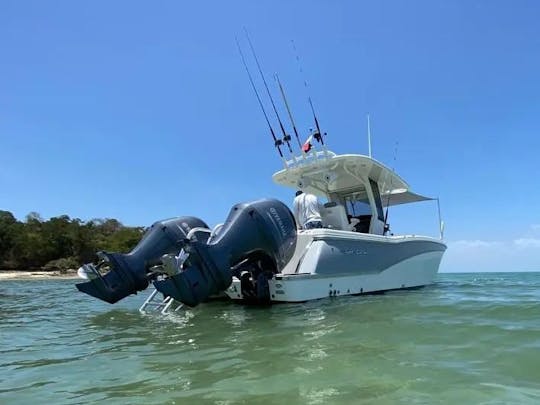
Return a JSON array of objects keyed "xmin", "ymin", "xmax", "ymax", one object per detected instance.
[{"xmin": 293, "ymin": 190, "xmax": 323, "ymax": 230}]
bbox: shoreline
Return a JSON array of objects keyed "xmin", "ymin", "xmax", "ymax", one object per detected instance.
[{"xmin": 0, "ymin": 270, "xmax": 80, "ymax": 280}]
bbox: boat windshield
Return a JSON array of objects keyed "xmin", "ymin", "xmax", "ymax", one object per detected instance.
[
  {"xmin": 342, "ymin": 180, "xmax": 385, "ymax": 221},
  {"xmin": 344, "ymin": 194, "xmax": 371, "ymax": 216},
  {"xmin": 343, "ymin": 191, "xmax": 371, "ymax": 233}
]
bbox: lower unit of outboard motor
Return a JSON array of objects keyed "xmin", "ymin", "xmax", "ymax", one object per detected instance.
[
  {"xmin": 76, "ymin": 216, "xmax": 208, "ymax": 303},
  {"xmin": 153, "ymin": 198, "xmax": 297, "ymax": 307},
  {"xmin": 234, "ymin": 254, "xmax": 275, "ymax": 305}
]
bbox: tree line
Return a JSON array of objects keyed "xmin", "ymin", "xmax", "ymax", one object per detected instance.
[{"xmin": 0, "ymin": 210, "xmax": 143, "ymax": 271}]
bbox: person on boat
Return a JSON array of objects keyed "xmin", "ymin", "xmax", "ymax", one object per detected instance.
[{"xmin": 293, "ymin": 190, "xmax": 323, "ymax": 230}]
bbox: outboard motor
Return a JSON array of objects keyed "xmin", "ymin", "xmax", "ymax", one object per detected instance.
[
  {"xmin": 153, "ymin": 199, "xmax": 297, "ymax": 307},
  {"xmin": 76, "ymin": 216, "xmax": 208, "ymax": 303}
]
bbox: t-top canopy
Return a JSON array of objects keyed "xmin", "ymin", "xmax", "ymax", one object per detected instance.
[
  {"xmin": 272, "ymin": 151, "xmax": 434, "ymax": 205},
  {"xmin": 380, "ymin": 189, "xmax": 435, "ymax": 206}
]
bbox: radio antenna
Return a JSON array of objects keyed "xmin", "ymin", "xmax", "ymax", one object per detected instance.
[
  {"xmin": 291, "ymin": 39, "xmax": 325, "ymax": 145},
  {"xmin": 367, "ymin": 114, "xmax": 372, "ymax": 158},
  {"xmin": 244, "ymin": 28, "xmax": 293, "ymax": 154},
  {"xmin": 235, "ymin": 36, "xmax": 283, "ymax": 158},
  {"xmin": 275, "ymin": 73, "xmax": 302, "ymax": 150}
]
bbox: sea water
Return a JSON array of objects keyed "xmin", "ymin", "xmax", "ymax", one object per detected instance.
[{"xmin": 1, "ymin": 273, "xmax": 539, "ymax": 404}]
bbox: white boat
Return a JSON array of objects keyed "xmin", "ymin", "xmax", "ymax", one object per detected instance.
[
  {"xmin": 76, "ymin": 40, "xmax": 446, "ymax": 309},
  {"xmin": 223, "ymin": 149, "xmax": 446, "ymax": 303},
  {"xmin": 76, "ymin": 141, "xmax": 446, "ymax": 311}
]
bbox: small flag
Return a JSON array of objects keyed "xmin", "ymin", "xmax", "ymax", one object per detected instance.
[{"xmin": 302, "ymin": 135, "xmax": 313, "ymax": 153}]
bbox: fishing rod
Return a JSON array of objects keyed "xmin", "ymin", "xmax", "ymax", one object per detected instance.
[
  {"xmin": 275, "ymin": 73, "xmax": 302, "ymax": 150},
  {"xmin": 291, "ymin": 39, "xmax": 325, "ymax": 146},
  {"xmin": 244, "ymin": 28, "xmax": 293, "ymax": 154},
  {"xmin": 235, "ymin": 36, "xmax": 284, "ymax": 158}
]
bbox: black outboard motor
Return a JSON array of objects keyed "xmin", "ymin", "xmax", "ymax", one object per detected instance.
[
  {"xmin": 153, "ymin": 198, "xmax": 297, "ymax": 307},
  {"xmin": 76, "ymin": 216, "xmax": 208, "ymax": 304}
]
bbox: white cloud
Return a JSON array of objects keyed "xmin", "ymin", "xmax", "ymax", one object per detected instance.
[
  {"xmin": 514, "ymin": 238, "xmax": 540, "ymax": 248},
  {"xmin": 449, "ymin": 240, "xmax": 502, "ymax": 249},
  {"xmin": 531, "ymin": 224, "xmax": 540, "ymax": 232},
  {"xmin": 441, "ymin": 237, "xmax": 540, "ymax": 273}
]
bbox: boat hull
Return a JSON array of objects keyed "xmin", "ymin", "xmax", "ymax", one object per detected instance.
[{"xmin": 225, "ymin": 231, "xmax": 446, "ymax": 303}]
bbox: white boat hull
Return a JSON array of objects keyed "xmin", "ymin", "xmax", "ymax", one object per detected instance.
[{"xmin": 225, "ymin": 230, "xmax": 446, "ymax": 303}]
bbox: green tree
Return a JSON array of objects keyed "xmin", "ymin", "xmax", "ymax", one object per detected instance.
[
  {"xmin": 0, "ymin": 210, "xmax": 18, "ymax": 267},
  {"xmin": 0, "ymin": 211, "xmax": 144, "ymax": 270}
]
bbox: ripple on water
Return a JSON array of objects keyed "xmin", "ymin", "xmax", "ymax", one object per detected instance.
[{"xmin": 1, "ymin": 274, "xmax": 540, "ymax": 404}]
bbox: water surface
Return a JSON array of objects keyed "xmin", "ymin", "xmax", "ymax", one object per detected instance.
[{"xmin": 1, "ymin": 273, "xmax": 539, "ymax": 404}]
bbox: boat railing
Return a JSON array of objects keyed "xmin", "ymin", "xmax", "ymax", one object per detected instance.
[{"xmin": 283, "ymin": 150, "xmax": 335, "ymax": 170}]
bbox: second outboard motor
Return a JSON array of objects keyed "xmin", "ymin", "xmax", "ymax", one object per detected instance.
[
  {"xmin": 154, "ymin": 198, "xmax": 297, "ymax": 307},
  {"xmin": 76, "ymin": 216, "xmax": 208, "ymax": 303}
]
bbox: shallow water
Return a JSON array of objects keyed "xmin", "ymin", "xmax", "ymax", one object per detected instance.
[{"xmin": 1, "ymin": 273, "xmax": 540, "ymax": 404}]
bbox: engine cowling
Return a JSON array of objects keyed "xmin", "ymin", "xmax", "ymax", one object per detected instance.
[
  {"xmin": 153, "ymin": 198, "xmax": 297, "ymax": 307},
  {"xmin": 76, "ymin": 216, "xmax": 208, "ymax": 303},
  {"xmin": 76, "ymin": 199, "xmax": 298, "ymax": 307}
]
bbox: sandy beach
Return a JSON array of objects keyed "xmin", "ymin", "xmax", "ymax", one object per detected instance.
[{"xmin": 0, "ymin": 270, "xmax": 79, "ymax": 280}]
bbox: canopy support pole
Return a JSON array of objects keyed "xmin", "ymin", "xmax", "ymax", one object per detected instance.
[{"xmin": 436, "ymin": 197, "xmax": 444, "ymax": 240}]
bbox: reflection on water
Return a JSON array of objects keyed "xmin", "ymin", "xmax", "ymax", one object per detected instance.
[{"xmin": 1, "ymin": 274, "xmax": 540, "ymax": 404}]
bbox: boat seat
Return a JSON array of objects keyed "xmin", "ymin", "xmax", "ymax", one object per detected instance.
[{"xmin": 321, "ymin": 202, "xmax": 351, "ymax": 230}]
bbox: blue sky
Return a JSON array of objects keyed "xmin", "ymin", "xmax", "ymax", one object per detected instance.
[{"xmin": 1, "ymin": 0, "xmax": 539, "ymax": 272}]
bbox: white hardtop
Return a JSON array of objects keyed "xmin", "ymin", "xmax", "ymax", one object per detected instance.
[{"xmin": 272, "ymin": 150, "xmax": 433, "ymax": 206}]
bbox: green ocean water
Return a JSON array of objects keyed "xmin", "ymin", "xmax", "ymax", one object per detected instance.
[{"xmin": 1, "ymin": 272, "xmax": 539, "ymax": 404}]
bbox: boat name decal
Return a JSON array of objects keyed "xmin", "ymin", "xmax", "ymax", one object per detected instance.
[{"xmin": 343, "ymin": 249, "xmax": 367, "ymax": 255}]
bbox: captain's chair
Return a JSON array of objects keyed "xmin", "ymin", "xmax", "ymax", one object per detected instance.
[{"xmin": 321, "ymin": 202, "xmax": 351, "ymax": 230}]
